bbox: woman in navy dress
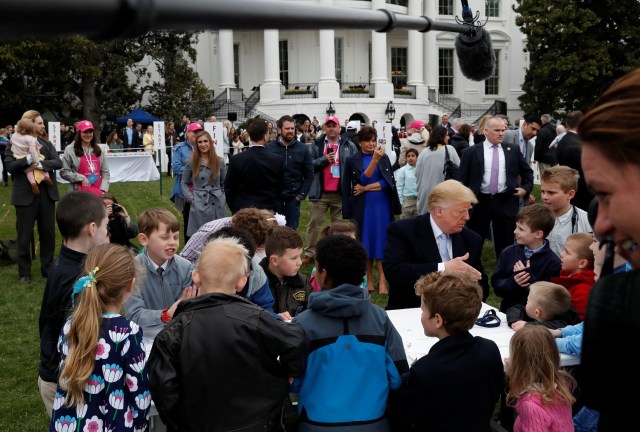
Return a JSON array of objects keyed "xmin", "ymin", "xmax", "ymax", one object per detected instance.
[{"xmin": 343, "ymin": 125, "xmax": 401, "ymax": 294}]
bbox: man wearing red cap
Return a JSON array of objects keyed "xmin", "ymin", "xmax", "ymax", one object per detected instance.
[
  {"xmin": 304, "ymin": 116, "xmax": 358, "ymax": 261},
  {"xmin": 171, "ymin": 122, "xmax": 203, "ymax": 243}
]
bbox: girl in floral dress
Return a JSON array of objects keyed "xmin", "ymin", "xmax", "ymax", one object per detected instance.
[{"xmin": 50, "ymin": 244, "xmax": 150, "ymax": 432}]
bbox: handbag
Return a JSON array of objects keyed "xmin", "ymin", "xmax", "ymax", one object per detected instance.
[{"xmin": 443, "ymin": 146, "xmax": 459, "ymax": 180}]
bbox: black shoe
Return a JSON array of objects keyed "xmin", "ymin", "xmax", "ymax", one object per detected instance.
[{"xmin": 20, "ymin": 276, "xmax": 31, "ymax": 284}]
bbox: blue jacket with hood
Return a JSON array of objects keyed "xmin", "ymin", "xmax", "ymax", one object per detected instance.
[{"xmin": 291, "ymin": 283, "xmax": 408, "ymax": 431}]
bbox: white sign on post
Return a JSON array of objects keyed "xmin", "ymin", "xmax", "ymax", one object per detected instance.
[
  {"xmin": 154, "ymin": 121, "xmax": 166, "ymax": 171},
  {"xmin": 48, "ymin": 122, "xmax": 61, "ymax": 151},
  {"xmin": 204, "ymin": 122, "xmax": 225, "ymax": 159},
  {"xmin": 375, "ymin": 122, "xmax": 396, "ymax": 167}
]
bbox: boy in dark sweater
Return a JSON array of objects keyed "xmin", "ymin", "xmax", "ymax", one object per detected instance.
[
  {"xmin": 492, "ymin": 204, "xmax": 562, "ymax": 312},
  {"xmin": 38, "ymin": 191, "xmax": 110, "ymax": 417}
]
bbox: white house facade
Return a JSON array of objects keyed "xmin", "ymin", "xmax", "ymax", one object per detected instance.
[{"xmin": 192, "ymin": 0, "xmax": 528, "ymax": 127}]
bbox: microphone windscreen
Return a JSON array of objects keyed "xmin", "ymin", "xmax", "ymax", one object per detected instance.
[{"xmin": 455, "ymin": 28, "xmax": 496, "ymax": 81}]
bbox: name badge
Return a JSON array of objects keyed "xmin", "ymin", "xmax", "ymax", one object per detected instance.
[
  {"xmin": 87, "ymin": 172, "xmax": 99, "ymax": 185},
  {"xmin": 331, "ymin": 165, "xmax": 340, "ymax": 178}
]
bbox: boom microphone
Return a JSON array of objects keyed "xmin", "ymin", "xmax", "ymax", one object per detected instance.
[{"xmin": 454, "ymin": 0, "xmax": 496, "ymax": 81}]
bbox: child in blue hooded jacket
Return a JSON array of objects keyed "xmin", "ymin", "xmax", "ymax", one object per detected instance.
[{"xmin": 291, "ymin": 235, "xmax": 408, "ymax": 432}]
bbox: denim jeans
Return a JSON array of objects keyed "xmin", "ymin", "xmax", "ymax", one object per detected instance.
[{"xmin": 279, "ymin": 197, "xmax": 301, "ymax": 230}]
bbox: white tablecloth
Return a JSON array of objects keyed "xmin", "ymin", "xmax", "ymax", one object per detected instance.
[
  {"xmin": 386, "ymin": 303, "xmax": 580, "ymax": 367},
  {"xmin": 106, "ymin": 153, "xmax": 160, "ymax": 182},
  {"xmin": 57, "ymin": 153, "xmax": 160, "ymax": 183}
]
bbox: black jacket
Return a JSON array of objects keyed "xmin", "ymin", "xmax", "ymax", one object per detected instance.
[
  {"xmin": 38, "ymin": 245, "xmax": 86, "ymax": 382},
  {"xmin": 259, "ymin": 257, "xmax": 311, "ymax": 317},
  {"xmin": 449, "ymin": 133, "xmax": 470, "ymax": 158},
  {"xmin": 224, "ymin": 145, "xmax": 284, "ymax": 213},
  {"xmin": 148, "ymin": 293, "xmax": 308, "ymax": 432},
  {"xmin": 505, "ymin": 304, "xmax": 581, "ymax": 329},
  {"xmin": 107, "ymin": 215, "xmax": 138, "ymax": 252},
  {"xmin": 342, "ymin": 130, "xmax": 360, "ymax": 149},
  {"xmin": 556, "ymin": 131, "xmax": 594, "ymax": 211},
  {"xmin": 393, "ymin": 331, "xmax": 503, "ymax": 432},
  {"xmin": 581, "ymin": 270, "xmax": 640, "ymax": 432},
  {"xmin": 533, "ymin": 122, "xmax": 557, "ymax": 165},
  {"xmin": 266, "ymin": 138, "xmax": 314, "ymax": 200}
]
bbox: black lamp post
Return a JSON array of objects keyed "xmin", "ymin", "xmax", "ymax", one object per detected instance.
[
  {"xmin": 385, "ymin": 100, "xmax": 396, "ymax": 122},
  {"xmin": 326, "ymin": 101, "xmax": 336, "ymax": 117}
]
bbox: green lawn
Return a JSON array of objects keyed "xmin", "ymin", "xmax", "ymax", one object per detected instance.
[{"xmin": 0, "ymin": 177, "xmax": 532, "ymax": 431}]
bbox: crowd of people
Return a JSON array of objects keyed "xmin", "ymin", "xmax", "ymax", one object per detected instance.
[{"xmin": 3, "ymin": 64, "xmax": 640, "ymax": 431}]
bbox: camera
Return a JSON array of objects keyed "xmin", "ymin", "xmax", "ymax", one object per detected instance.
[{"xmin": 111, "ymin": 203, "xmax": 123, "ymax": 215}]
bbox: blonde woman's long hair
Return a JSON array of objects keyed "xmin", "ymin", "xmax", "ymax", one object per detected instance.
[
  {"xmin": 192, "ymin": 131, "xmax": 221, "ymax": 181},
  {"xmin": 59, "ymin": 244, "xmax": 137, "ymax": 406}
]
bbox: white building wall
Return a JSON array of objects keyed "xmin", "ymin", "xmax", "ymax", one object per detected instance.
[{"xmin": 190, "ymin": 0, "xmax": 528, "ymax": 124}]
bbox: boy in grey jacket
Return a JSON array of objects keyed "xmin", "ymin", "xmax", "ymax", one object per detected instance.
[{"xmin": 124, "ymin": 208, "xmax": 194, "ymax": 339}]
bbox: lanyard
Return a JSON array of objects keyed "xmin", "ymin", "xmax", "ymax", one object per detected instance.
[
  {"xmin": 324, "ymin": 140, "xmax": 340, "ymax": 165},
  {"xmin": 83, "ymin": 147, "xmax": 96, "ymax": 173}
]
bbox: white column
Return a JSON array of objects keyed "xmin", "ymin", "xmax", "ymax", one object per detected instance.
[
  {"xmin": 407, "ymin": 0, "xmax": 427, "ymax": 98},
  {"xmin": 370, "ymin": 0, "xmax": 393, "ymax": 99},
  {"xmin": 261, "ymin": 29, "xmax": 281, "ymax": 101},
  {"xmin": 317, "ymin": 0, "xmax": 340, "ymax": 98},
  {"xmin": 424, "ymin": 0, "xmax": 439, "ymax": 92},
  {"xmin": 218, "ymin": 30, "xmax": 236, "ymax": 89}
]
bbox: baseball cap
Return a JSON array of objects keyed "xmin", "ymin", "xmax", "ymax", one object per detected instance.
[
  {"xmin": 187, "ymin": 122, "xmax": 204, "ymax": 132},
  {"xmin": 408, "ymin": 120, "xmax": 426, "ymax": 130},
  {"xmin": 346, "ymin": 120, "xmax": 360, "ymax": 131},
  {"xmin": 76, "ymin": 120, "xmax": 94, "ymax": 132},
  {"xmin": 324, "ymin": 116, "xmax": 340, "ymax": 126}
]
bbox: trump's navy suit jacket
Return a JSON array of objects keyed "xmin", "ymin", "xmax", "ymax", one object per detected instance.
[{"xmin": 383, "ymin": 213, "xmax": 489, "ymax": 310}]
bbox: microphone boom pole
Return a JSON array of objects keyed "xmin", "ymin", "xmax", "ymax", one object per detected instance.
[{"xmin": 2, "ymin": 0, "xmax": 477, "ymax": 39}]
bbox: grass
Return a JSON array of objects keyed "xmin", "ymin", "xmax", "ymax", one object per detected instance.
[{"xmin": 0, "ymin": 176, "xmax": 534, "ymax": 431}]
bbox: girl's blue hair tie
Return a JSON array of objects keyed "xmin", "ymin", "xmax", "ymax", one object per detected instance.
[{"xmin": 71, "ymin": 267, "xmax": 99, "ymax": 302}]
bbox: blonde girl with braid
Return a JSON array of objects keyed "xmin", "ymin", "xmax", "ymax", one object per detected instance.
[{"xmin": 49, "ymin": 244, "xmax": 151, "ymax": 432}]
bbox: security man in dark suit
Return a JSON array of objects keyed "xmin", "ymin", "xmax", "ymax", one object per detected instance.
[
  {"xmin": 457, "ymin": 116, "xmax": 534, "ymax": 259},
  {"xmin": 119, "ymin": 118, "xmax": 139, "ymax": 151},
  {"xmin": 383, "ymin": 180, "xmax": 489, "ymax": 310},
  {"xmin": 556, "ymin": 110, "xmax": 594, "ymax": 211},
  {"xmin": 4, "ymin": 110, "xmax": 62, "ymax": 283},
  {"xmin": 224, "ymin": 118, "xmax": 284, "ymax": 213}
]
